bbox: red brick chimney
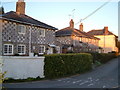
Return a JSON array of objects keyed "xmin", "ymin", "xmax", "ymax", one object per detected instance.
[
  {"xmin": 69, "ymin": 19, "xmax": 74, "ymax": 28},
  {"xmin": 104, "ymin": 26, "xmax": 109, "ymax": 35},
  {"xmin": 16, "ymin": 0, "xmax": 25, "ymax": 15},
  {"xmin": 79, "ymin": 23, "xmax": 83, "ymax": 31}
]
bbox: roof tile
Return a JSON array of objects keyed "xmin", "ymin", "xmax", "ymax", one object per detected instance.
[{"xmin": 1, "ymin": 11, "xmax": 57, "ymax": 30}]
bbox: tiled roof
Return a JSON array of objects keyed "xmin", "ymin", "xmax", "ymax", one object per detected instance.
[
  {"xmin": 55, "ymin": 27, "xmax": 100, "ymax": 40},
  {"xmin": 1, "ymin": 11, "xmax": 57, "ymax": 30},
  {"xmin": 87, "ymin": 29, "xmax": 115, "ymax": 36}
]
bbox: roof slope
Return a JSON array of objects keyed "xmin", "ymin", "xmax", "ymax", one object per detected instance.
[
  {"xmin": 1, "ymin": 11, "xmax": 57, "ymax": 30},
  {"xmin": 87, "ymin": 29, "xmax": 115, "ymax": 36},
  {"xmin": 55, "ymin": 27, "xmax": 99, "ymax": 40}
]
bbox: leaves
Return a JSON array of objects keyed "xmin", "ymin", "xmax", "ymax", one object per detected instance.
[{"xmin": 44, "ymin": 53, "xmax": 93, "ymax": 79}]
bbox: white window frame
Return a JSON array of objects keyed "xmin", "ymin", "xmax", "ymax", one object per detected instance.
[
  {"xmin": 3, "ymin": 44, "xmax": 13, "ymax": 55},
  {"xmin": 17, "ymin": 44, "xmax": 26, "ymax": 55},
  {"xmin": 18, "ymin": 25, "xmax": 26, "ymax": 34},
  {"xmin": 39, "ymin": 28, "xmax": 45, "ymax": 37},
  {"xmin": 39, "ymin": 45, "xmax": 45, "ymax": 54}
]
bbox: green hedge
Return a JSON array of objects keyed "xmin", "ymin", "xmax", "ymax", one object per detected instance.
[
  {"xmin": 99, "ymin": 53, "xmax": 116, "ymax": 63},
  {"xmin": 44, "ymin": 53, "xmax": 93, "ymax": 79},
  {"xmin": 90, "ymin": 52, "xmax": 116, "ymax": 63}
]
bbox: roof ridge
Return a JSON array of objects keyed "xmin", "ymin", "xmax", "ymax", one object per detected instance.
[{"xmin": 2, "ymin": 11, "xmax": 57, "ymax": 30}]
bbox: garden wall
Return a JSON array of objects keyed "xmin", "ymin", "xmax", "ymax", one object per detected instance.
[{"xmin": 0, "ymin": 56, "xmax": 45, "ymax": 79}]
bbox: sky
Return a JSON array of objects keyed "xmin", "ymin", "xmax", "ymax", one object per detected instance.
[{"xmin": 1, "ymin": 0, "xmax": 119, "ymax": 39}]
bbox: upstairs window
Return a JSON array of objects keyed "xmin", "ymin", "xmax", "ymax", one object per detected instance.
[
  {"xmin": 39, "ymin": 28, "xmax": 45, "ymax": 37},
  {"xmin": 4, "ymin": 44, "xmax": 13, "ymax": 55},
  {"xmin": 18, "ymin": 44, "xmax": 26, "ymax": 55},
  {"xmin": 39, "ymin": 45, "xmax": 45, "ymax": 54},
  {"xmin": 18, "ymin": 25, "xmax": 26, "ymax": 34}
]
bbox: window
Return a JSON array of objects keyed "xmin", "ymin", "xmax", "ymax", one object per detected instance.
[
  {"xmin": 18, "ymin": 45, "xmax": 26, "ymax": 55},
  {"xmin": 18, "ymin": 25, "xmax": 26, "ymax": 34},
  {"xmin": 4, "ymin": 44, "xmax": 13, "ymax": 55},
  {"xmin": 39, "ymin": 45, "xmax": 45, "ymax": 54},
  {"xmin": 79, "ymin": 37, "xmax": 82, "ymax": 41},
  {"xmin": 39, "ymin": 28, "xmax": 45, "ymax": 37}
]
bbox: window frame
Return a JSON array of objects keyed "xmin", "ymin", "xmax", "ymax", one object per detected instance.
[
  {"xmin": 39, "ymin": 28, "xmax": 45, "ymax": 37},
  {"xmin": 39, "ymin": 45, "xmax": 45, "ymax": 54},
  {"xmin": 3, "ymin": 44, "xmax": 13, "ymax": 55},
  {"xmin": 17, "ymin": 44, "xmax": 26, "ymax": 55},
  {"xmin": 18, "ymin": 24, "xmax": 26, "ymax": 34}
]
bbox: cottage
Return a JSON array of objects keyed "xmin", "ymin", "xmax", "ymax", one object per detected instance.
[
  {"xmin": 87, "ymin": 27, "xmax": 118, "ymax": 53},
  {"xmin": 55, "ymin": 19, "xmax": 100, "ymax": 53},
  {"xmin": 0, "ymin": 0, "xmax": 57, "ymax": 56}
]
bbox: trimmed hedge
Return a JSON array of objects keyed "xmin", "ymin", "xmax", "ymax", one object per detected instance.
[
  {"xmin": 99, "ymin": 53, "xmax": 116, "ymax": 63},
  {"xmin": 90, "ymin": 52, "xmax": 116, "ymax": 63},
  {"xmin": 44, "ymin": 53, "xmax": 93, "ymax": 79}
]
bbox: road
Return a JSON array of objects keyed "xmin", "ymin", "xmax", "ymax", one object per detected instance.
[{"xmin": 3, "ymin": 58, "xmax": 119, "ymax": 88}]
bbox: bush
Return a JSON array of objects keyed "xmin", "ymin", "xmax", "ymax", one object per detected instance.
[
  {"xmin": 90, "ymin": 52, "xmax": 116, "ymax": 64},
  {"xmin": 99, "ymin": 53, "xmax": 116, "ymax": 63},
  {"xmin": 44, "ymin": 53, "xmax": 93, "ymax": 79},
  {"xmin": 89, "ymin": 52, "xmax": 103, "ymax": 63}
]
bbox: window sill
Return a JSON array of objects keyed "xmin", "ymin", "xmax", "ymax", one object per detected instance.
[{"xmin": 18, "ymin": 33, "xmax": 26, "ymax": 35}]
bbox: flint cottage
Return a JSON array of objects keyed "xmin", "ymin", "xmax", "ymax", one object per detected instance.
[{"xmin": 0, "ymin": 0, "xmax": 57, "ymax": 56}]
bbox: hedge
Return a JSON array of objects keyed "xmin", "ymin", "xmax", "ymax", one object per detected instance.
[
  {"xmin": 90, "ymin": 52, "xmax": 116, "ymax": 63},
  {"xmin": 99, "ymin": 53, "xmax": 116, "ymax": 63},
  {"xmin": 44, "ymin": 53, "xmax": 93, "ymax": 79}
]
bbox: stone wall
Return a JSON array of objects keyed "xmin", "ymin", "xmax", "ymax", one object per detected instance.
[
  {"xmin": 2, "ymin": 20, "xmax": 55, "ymax": 55},
  {"xmin": 0, "ymin": 20, "xmax": 2, "ymax": 56},
  {"xmin": 56, "ymin": 36, "xmax": 72, "ymax": 45}
]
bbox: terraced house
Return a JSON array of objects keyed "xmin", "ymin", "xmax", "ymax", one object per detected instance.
[
  {"xmin": 0, "ymin": 0, "xmax": 57, "ymax": 56},
  {"xmin": 55, "ymin": 19, "xmax": 101, "ymax": 53}
]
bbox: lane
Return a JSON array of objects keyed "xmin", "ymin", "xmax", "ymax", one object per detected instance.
[{"xmin": 3, "ymin": 58, "xmax": 119, "ymax": 88}]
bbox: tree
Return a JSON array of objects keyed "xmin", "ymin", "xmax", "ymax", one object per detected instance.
[{"xmin": 0, "ymin": 6, "xmax": 4, "ymax": 15}]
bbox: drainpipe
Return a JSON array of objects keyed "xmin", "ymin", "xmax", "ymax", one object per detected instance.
[{"xmin": 29, "ymin": 26, "xmax": 32, "ymax": 56}]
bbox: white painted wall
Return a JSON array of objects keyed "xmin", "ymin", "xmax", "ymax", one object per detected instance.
[
  {"xmin": 0, "ymin": 56, "xmax": 45, "ymax": 79},
  {"xmin": 94, "ymin": 35, "xmax": 118, "ymax": 53}
]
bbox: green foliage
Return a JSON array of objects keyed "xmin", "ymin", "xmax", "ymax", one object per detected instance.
[
  {"xmin": 44, "ymin": 53, "xmax": 93, "ymax": 79},
  {"xmin": 0, "ymin": 62, "xmax": 7, "ymax": 89},
  {"xmin": 89, "ymin": 52, "xmax": 102, "ymax": 63},
  {"xmin": 94, "ymin": 61, "xmax": 102, "ymax": 66},
  {"xmin": 90, "ymin": 52, "xmax": 116, "ymax": 64},
  {"xmin": 99, "ymin": 53, "xmax": 116, "ymax": 63}
]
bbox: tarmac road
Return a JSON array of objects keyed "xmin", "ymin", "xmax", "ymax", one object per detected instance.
[{"xmin": 3, "ymin": 57, "xmax": 119, "ymax": 88}]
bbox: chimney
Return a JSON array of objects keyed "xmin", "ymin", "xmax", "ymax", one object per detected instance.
[
  {"xmin": 104, "ymin": 26, "xmax": 109, "ymax": 35},
  {"xmin": 79, "ymin": 23, "xmax": 83, "ymax": 31},
  {"xmin": 16, "ymin": 0, "xmax": 25, "ymax": 15},
  {"xmin": 69, "ymin": 19, "xmax": 74, "ymax": 28}
]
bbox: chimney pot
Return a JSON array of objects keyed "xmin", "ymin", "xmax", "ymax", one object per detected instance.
[
  {"xmin": 16, "ymin": 0, "xmax": 25, "ymax": 15},
  {"xmin": 79, "ymin": 23, "xmax": 83, "ymax": 31},
  {"xmin": 104, "ymin": 26, "xmax": 109, "ymax": 35},
  {"xmin": 18, "ymin": 0, "xmax": 24, "ymax": 2},
  {"xmin": 69, "ymin": 19, "xmax": 74, "ymax": 28}
]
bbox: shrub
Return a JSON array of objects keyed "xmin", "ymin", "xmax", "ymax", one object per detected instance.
[
  {"xmin": 99, "ymin": 53, "xmax": 116, "ymax": 63},
  {"xmin": 89, "ymin": 52, "xmax": 103, "ymax": 63},
  {"xmin": 90, "ymin": 52, "xmax": 116, "ymax": 64},
  {"xmin": 44, "ymin": 53, "xmax": 93, "ymax": 79}
]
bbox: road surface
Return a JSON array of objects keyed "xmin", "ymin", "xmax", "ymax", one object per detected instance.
[{"xmin": 3, "ymin": 58, "xmax": 119, "ymax": 88}]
